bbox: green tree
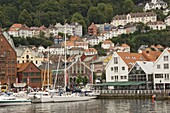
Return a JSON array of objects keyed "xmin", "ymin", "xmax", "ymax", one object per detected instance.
[
  {"xmin": 76, "ymin": 75, "xmax": 83, "ymax": 85},
  {"xmin": 82, "ymin": 76, "xmax": 89, "ymax": 85},
  {"xmin": 122, "ymin": 0, "xmax": 135, "ymax": 14},
  {"xmin": 18, "ymin": 9, "xmax": 33, "ymax": 26}
]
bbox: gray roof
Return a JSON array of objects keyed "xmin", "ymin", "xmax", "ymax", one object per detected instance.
[
  {"xmin": 3, "ymin": 32, "xmax": 16, "ymax": 50},
  {"xmin": 135, "ymin": 61, "xmax": 154, "ymax": 74}
]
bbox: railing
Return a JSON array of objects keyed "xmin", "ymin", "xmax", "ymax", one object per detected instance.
[{"xmin": 93, "ymin": 89, "xmax": 170, "ymax": 95}]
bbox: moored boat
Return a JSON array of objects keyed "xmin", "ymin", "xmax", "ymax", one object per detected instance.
[{"xmin": 0, "ymin": 93, "xmax": 31, "ymax": 106}]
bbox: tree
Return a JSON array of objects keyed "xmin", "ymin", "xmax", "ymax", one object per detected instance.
[
  {"xmin": 82, "ymin": 76, "xmax": 89, "ymax": 85},
  {"xmin": 122, "ymin": 0, "xmax": 135, "ymax": 14},
  {"xmin": 76, "ymin": 75, "xmax": 83, "ymax": 85},
  {"xmin": 18, "ymin": 9, "xmax": 33, "ymax": 26}
]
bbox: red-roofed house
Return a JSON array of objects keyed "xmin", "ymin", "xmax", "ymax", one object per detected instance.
[
  {"xmin": 84, "ymin": 48, "xmax": 98, "ymax": 56},
  {"xmin": 105, "ymin": 52, "xmax": 147, "ymax": 82},
  {"xmin": 8, "ymin": 24, "xmax": 33, "ymax": 38},
  {"xmin": 17, "ymin": 62, "xmax": 42, "ymax": 88},
  {"xmin": 8, "ymin": 23, "xmax": 23, "ymax": 37},
  {"xmin": 101, "ymin": 40, "xmax": 114, "ymax": 49}
]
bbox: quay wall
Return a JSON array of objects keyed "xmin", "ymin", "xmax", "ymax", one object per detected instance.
[{"xmin": 95, "ymin": 90, "xmax": 170, "ymax": 100}]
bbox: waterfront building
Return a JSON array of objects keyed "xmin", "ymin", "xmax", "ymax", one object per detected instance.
[
  {"xmin": 0, "ymin": 32, "xmax": 17, "ymax": 85},
  {"xmin": 105, "ymin": 52, "xmax": 147, "ymax": 82},
  {"xmin": 66, "ymin": 57, "xmax": 92, "ymax": 88},
  {"xmin": 128, "ymin": 61, "xmax": 154, "ymax": 89},
  {"xmin": 17, "ymin": 62, "xmax": 42, "ymax": 88},
  {"xmin": 111, "ymin": 12, "xmax": 157, "ymax": 27},
  {"xmin": 15, "ymin": 45, "xmax": 44, "ymax": 67},
  {"xmin": 153, "ymin": 49, "xmax": 170, "ymax": 90},
  {"xmin": 143, "ymin": 0, "xmax": 168, "ymax": 11}
]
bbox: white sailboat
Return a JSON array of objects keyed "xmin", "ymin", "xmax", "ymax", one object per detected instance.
[{"xmin": 50, "ymin": 23, "xmax": 97, "ymax": 102}]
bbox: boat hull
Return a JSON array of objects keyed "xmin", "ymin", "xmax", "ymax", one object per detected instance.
[
  {"xmin": 52, "ymin": 96, "xmax": 95, "ymax": 102},
  {"xmin": 0, "ymin": 100, "xmax": 31, "ymax": 106}
]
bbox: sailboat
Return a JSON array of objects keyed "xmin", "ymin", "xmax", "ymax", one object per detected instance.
[
  {"xmin": 50, "ymin": 23, "xmax": 97, "ymax": 102},
  {"xmin": 29, "ymin": 23, "xmax": 97, "ymax": 103}
]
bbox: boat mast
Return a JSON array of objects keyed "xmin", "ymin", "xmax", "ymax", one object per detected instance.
[
  {"xmin": 47, "ymin": 46, "xmax": 50, "ymax": 90},
  {"xmin": 64, "ymin": 22, "xmax": 67, "ymax": 88}
]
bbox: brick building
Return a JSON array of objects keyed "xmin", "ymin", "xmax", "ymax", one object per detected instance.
[
  {"xmin": 0, "ymin": 32, "xmax": 17, "ymax": 85},
  {"xmin": 17, "ymin": 62, "xmax": 42, "ymax": 88}
]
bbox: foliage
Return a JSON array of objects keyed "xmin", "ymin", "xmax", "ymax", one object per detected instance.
[
  {"xmin": 0, "ymin": 0, "xmax": 164, "ymax": 32},
  {"xmin": 12, "ymin": 37, "xmax": 53, "ymax": 48},
  {"xmin": 76, "ymin": 75, "xmax": 83, "ymax": 85}
]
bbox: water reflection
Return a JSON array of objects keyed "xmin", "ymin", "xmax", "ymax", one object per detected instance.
[{"xmin": 0, "ymin": 99, "xmax": 170, "ymax": 113}]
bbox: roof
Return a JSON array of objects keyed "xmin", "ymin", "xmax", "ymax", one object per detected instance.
[
  {"xmin": 9, "ymin": 23, "xmax": 23, "ymax": 31},
  {"xmin": 84, "ymin": 48, "xmax": 97, "ymax": 53},
  {"xmin": 70, "ymin": 36, "xmax": 81, "ymax": 41},
  {"xmin": 17, "ymin": 62, "xmax": 31, "ymax": 72},
  {"xmin": 142, "ymin": 50, "xmax": 161, "ymax": 61},
  {"xmin": 121, "ymin": 43, "xmax": 129, "ymax": 47},
  {"xmin": 113, "ymin": 12, "xmax": 156, "ymax": 20},
  {"xmin": 134, "ymin": 61, "xmax": 154, "ymax": 74},
  {"xmin": 97, "ymin": 81, "xmax": 146, "ymax": 86},
  {"xmin": 102, "ymin": 40, "xmax": 113, "ymax": 44},
  {"xmin": 117, "ymin": 52, "xmax": 146, "ymax": 68}
]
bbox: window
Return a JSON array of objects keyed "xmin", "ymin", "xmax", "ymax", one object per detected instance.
[
  {"xmin": 164, "ymin": 56, "xmax": 168, "ymax": 61},
  {"xmin": 122, "ymin": 67, "xmax": 125, "ymax": 70},
  {"xmin": 164, "ymin": 63, "xmax": 169, "ymax": 69},
  {"xmin": 114, "ymin": 57, "xmax": 118, "ymax": 64},
  {"xmin": 124, "ymin": 76, "xmax": 127, "ymax": 79},
  {"xmin": 157, "ymin": 64, "xmax": 160, "ymax": 69},
  {"xmin": 111, "ymin": 76, "xmax": 114, "ymax": 80},
  {"xmin": 121, "ymin": 76, "xmax": 123, "ymax": 79},
  {"xmin": 155, "ymin": 74, "xmax": 163, "ymax": 78},
  {"xmin": 165, "ymin": 74, "xmax": 169, "ymax": 80},
  {"xmin": 111, "ymin": 67, "xmax": 113, "ymax": 71},
  {"xmin": 114, "ymin": 67, "xmax": 118, "ymax": 72}
]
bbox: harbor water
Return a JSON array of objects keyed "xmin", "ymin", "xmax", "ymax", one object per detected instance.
[{"xmin": 0, "ymin": 99, "xmax": 170, "ymax": 113}]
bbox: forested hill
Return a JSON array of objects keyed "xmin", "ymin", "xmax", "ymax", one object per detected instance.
[{"xmin": 0, "ymin": 0, "xmax": 170, "ymax": 32}]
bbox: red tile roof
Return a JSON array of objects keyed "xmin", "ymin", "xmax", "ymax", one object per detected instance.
[{"xmin": 17, "ymin": 62, "xmax": 31, "ymax": 72}]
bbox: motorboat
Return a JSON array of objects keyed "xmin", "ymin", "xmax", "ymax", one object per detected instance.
[
  {"xmin": 28, "ymin": 91, "xmax": 53, "ymax": 103},
  {"xmin": 0, "ymin": 93, "xmax": 31, "ymax": 106}
]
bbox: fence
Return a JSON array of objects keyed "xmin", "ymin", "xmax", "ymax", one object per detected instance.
[{"xmin": 94, "ymin": 90, "xmax": 170, "ymax": 99}]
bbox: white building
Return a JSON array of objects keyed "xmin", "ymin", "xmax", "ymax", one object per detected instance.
[
  {"xmin": 105, "ymin": 52, "xmax": 147, "ymax": 82},
  {"xmin": 101, "ymin": 40, "xmax": 114, "ymax": 50},
  {"xmin": 16, "ymin": 46, "xmax": 44, "ymax": 67},
  {"xmin": 111, "ymin": 12, "xmax": 157, "ymax": 27},
  {"xmin": 86, "ymin": 36, "xmax": 100, "ymax": 46},
  {"xmin": 55, "ymin": 22, "xmax": 82, "ymax": 36},
  {"xmin": 165, "ymin": 15, "xmax": 170, "ymax": 26},
  {"xmin": 144, "ymin": 0, "xmax": 168, "ymax": 11},
  {"xmin": 8, "ymin": 24, "xmax": 33, "ymax": 38},
  {"xmin": 147, "ymin": 21, "xmax": 166, "ymax": 30},
  {"xmin": 84, "ymin": 48, "xmax": 97, "ymax": 56},
  {"xmin": 70, "ymin": 22, "xmax": 83, "ymax": 37},
  {"xmin": 128, "ymin": 61, "xmax": 154, "ymax": 89},
  {"xmin": 153, "ymin": 49, "xmax": 170, "ymax": 90}
]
